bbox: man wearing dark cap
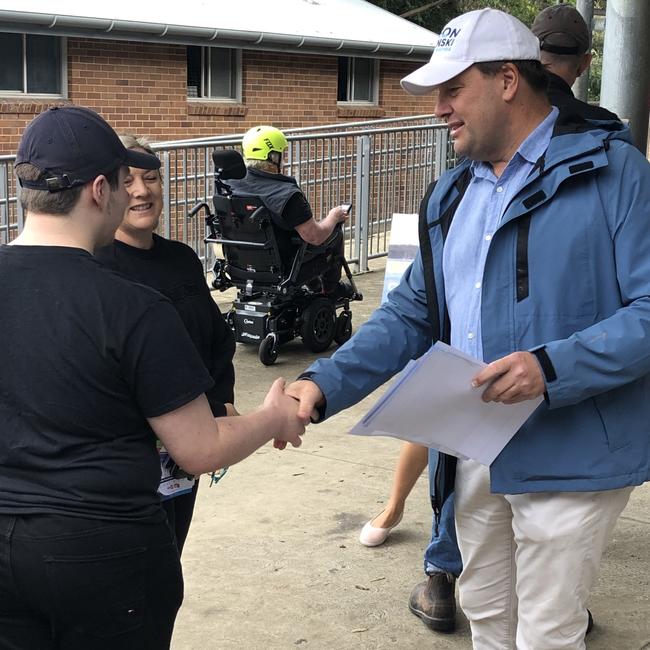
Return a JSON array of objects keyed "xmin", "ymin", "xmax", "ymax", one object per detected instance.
[
  {"xmin": 532, "ymin": 4, "xmax": 619, "ymax": 121},
  {"xmin": 0, "ymin": 106, "xmax": 305, "ymax": 648}
]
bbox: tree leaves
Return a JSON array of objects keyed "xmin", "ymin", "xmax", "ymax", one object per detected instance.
[{"xmin": 367, "ymin": 0, "xmax": 579, "ymax": 32}]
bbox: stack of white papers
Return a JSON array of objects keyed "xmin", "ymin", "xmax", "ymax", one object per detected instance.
[{"xmin": 350, "ymin": 342, "xmax": 543, "ymax": 466}]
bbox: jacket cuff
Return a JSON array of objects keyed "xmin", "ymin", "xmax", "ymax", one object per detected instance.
[
  {"xmin": 529, "ymin": 346, "xmax": 557, "ymax": 405},
  {"xmin": 530, "ymin": 346, "xmax": 557, "ymax": 382}
]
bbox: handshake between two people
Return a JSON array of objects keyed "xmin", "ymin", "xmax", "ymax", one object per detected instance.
[{"xmin": 256, "ymin": 378, "xmax": 324, "ymax": 451}]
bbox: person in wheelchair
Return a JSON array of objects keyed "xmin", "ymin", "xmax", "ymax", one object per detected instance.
[{"xmin": 228, "ymin": 125, "xmax": 354, "ymax": 300}]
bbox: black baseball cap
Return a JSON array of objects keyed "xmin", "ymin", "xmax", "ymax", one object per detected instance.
[
  {"xmin": 16, "ymin": 105, "xmax": 160, "ymax": 192},
  {"xmin": 531, "ymin": 5, "xmax": 590, "ymax": 56}
]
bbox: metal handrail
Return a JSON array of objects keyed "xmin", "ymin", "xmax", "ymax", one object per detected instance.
[
  {"xmin": 153, "ymin": 114, "xmax": 441, "ymax": 148},
  {"xmin": 1, "ymin": 117, "xmax": 454, "ymax": 268}
]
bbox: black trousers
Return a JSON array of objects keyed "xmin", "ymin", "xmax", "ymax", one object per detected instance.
[
  {"xmin": 320, "ymin": 228, "xmax": 345, "ymax": 293},
  {"xmin": 0, "ymin": 512, "xmax": 183, "ymax": 650},
  {"xmin": 299, "ymin": 227, "xmax": 345, "ymax": 293}
]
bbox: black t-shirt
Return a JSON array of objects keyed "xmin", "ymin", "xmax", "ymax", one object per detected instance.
[
  {"xmin": 95, "ymin": 235, "xmax": 235, "ymax": 415},
  {"xmin": 0, "ymin": 245, "xmax": 214, "ymax": 520},
  {"xmin": 279, "ymin": 192, "xmax": 313, "ymax": 229},
  {"xmin": 275, "ymin": 193, "xmax": 313, "ymax": 266}
]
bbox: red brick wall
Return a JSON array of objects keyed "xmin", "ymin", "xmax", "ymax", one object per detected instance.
[{"xmin": 0, "ymin": 38, "xmax": 435, "ymax": 154}]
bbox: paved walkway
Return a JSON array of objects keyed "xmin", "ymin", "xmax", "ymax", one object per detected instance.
[{"xmin": 173, "ymin": 260, "xmax": 650, "ymax": 649}]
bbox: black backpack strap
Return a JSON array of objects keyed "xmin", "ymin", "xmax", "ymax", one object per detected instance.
[
  {"xmin": 418, "ymin": 180, "xmax": 442, "ymax": 341},
  {"xmin": 418, "ymin": 168, "xmax": 473, "ymax": 341},
  {"xmin": 418, "ymin": 167, "xmax": 473, "ymax": 537}
]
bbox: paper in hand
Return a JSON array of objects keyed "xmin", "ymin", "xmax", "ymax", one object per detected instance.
[{"xmin": 350, "ymin": 342, "xmax": 543, "ymax": 466}]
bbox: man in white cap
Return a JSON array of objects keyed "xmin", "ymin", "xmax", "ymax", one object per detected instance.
[{"xmin": 285, "ymin": 8, "xmax": 650, "ymax": 648}]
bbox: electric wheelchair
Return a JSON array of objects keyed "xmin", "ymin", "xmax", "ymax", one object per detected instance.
[{"xmin": 189, "ymin": 149, "xmax": 362, "ymax": 365}]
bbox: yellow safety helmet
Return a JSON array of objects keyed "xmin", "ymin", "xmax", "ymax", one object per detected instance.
[{"xmin": 242, "ymin": 125, "xmax": 288, "ymax": 161}]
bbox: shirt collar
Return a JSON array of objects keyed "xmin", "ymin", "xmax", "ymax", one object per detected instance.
[{"xmin": 517, "ymin": 106, "xmax": 559, "ymax": 164}]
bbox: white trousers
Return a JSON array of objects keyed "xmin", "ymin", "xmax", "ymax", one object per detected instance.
[{"xmin": 454, "ymin": 459, "xmax": 633, "ymax": 650}]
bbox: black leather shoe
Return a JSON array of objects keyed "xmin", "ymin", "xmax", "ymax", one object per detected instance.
[{"xmin": 408, "ymin": 573, "xmax": 457, "ymax": 633}]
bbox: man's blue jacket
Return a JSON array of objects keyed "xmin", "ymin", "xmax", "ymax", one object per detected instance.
[{"xmin": 306, "ymin": 114, "xmax": 650, "ymax": 494}]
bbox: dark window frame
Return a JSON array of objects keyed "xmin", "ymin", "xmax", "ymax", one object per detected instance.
[
  {"xmin": 186, "ymin": 45, "xmax": 242, "ymax": 101},
  {"xmin": 0, "ymin": 32, "xmax": 66, "ymax": 97},
  {"xmin": 337, "ymin": 56, "xmax": 379, "ymax": 104}
]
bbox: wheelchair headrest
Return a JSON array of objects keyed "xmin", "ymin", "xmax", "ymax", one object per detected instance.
[{"xmin": 212, "ymin": 149, "xmax": 246, "ymax": 180}]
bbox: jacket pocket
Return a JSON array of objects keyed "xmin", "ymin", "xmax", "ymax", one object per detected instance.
[{"xmin": 591, "ymin": 392, "xmax": 633, "ymax": 453}]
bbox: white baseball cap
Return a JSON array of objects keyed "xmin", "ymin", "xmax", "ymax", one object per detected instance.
[{"xmin": 401, "ymin": 8, "xmax": 541, "ymax": 95}]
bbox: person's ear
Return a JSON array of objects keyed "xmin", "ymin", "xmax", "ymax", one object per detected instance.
[
  {"xmin": 576, "ymin": 52, "xmax": 592, "ymax": 78},
  {"xmin": 90, "ymin": 175, "xmax": 109, "ymax": 209},
  {"xmin": 501, "ymin": 63, "xmax": 519, "ymax": 101}
]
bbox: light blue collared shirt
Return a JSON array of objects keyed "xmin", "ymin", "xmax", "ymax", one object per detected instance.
[{"xmin": 442, "ymin": 107, "xmax": 559, "ymax": 360}]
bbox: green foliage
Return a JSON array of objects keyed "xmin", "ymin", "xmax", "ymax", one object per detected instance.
[
  {"xmin": 368, "ymin": 0, "xmax": 606, "ymax": 102},
  {"xmin": 367, "ymin": 1, "xmax": 456, "ymax": 31},
  {"xmin": 588, "ymin": 29, "xmax": 604, "ymax": 103},
  {"xmin": 458, "ymin": 1, "xmax": 561, "ymax": 27},
  {"xmin": 367, "ymin": 0, "xmax": 580, "ymax": 33}
]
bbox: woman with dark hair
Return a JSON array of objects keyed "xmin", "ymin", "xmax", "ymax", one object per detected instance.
[{"xmin": 96, "ymin": 134, "xmax": 236, "ymax": 553}]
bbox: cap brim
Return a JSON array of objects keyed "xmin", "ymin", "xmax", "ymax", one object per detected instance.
[
  {"xmin": 401, "ymin": 58, "xmax": 474, "ymax": 95},
  {"xmin": 124, "ymin": 148, "xmax": 161, "ymax": 170}
]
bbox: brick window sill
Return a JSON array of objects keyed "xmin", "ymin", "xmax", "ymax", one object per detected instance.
[
  {"xmin": 187, "ymin": 102, "xmax": 247, "ymax": 117},
  {"xmin": 0, "ymin": 100, "xmax": 69, "ymax": 114},
  {"xmin": 337, "ymin": 105, "xmax": 385, "ymax": 119}
]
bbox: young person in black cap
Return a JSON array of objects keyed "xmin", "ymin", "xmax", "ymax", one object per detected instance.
[
  {"xmin": 0, "ymin": 106, "xmax": 305, "ymax": 649},
  {"xmin": 531, "ymin": 4, "xmax": 619, "ymax": 121}
]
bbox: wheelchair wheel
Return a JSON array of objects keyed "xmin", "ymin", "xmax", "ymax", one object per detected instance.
[
  {"xmin": 334, "ymin": 310, "xmax": 352, "ymax": 345},
  {"xmin": 300, "ymin": 297, "xmax": 336, "ymax": 353},
  {"xmin": 258, "ymin": 334, "xmax": 278, "ymax": 366}
]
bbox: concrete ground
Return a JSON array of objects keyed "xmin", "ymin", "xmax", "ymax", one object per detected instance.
[{"xmin": 173, "ymin": 260, "xmax": 650, "ymax": 650}]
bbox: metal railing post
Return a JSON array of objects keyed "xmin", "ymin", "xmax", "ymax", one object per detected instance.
[
  {"xmin": 162, "ymin": 152, "xmax": 171, "ymax": 239},
  {"xmin": 354, "ymin": 134, "xmax": 371, "ymax": 273},
  {"xmin": 354, "ymin": 138, "xmax": 363, "ymax": 272},
  {"xmin": 16, "ymin": 184, "xmax": 23, "ymax": 234},
  {"xmin": 0, "ymin": 163, "xmax": 7, "ymax": 243},
  {"xmin": 360, "ymin": 135, "xmax": 371, "ymax": 273},
  {"xmin": 291, "ymin": 140, "xmax": 301, "ymax": 185},
  {"xmin": 434, "ymin": 128, "xmax": 448, "ymax": 180},
  {"xmin": 202, "ymin": 146, "xmax": 213, "ymax": 272}
]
